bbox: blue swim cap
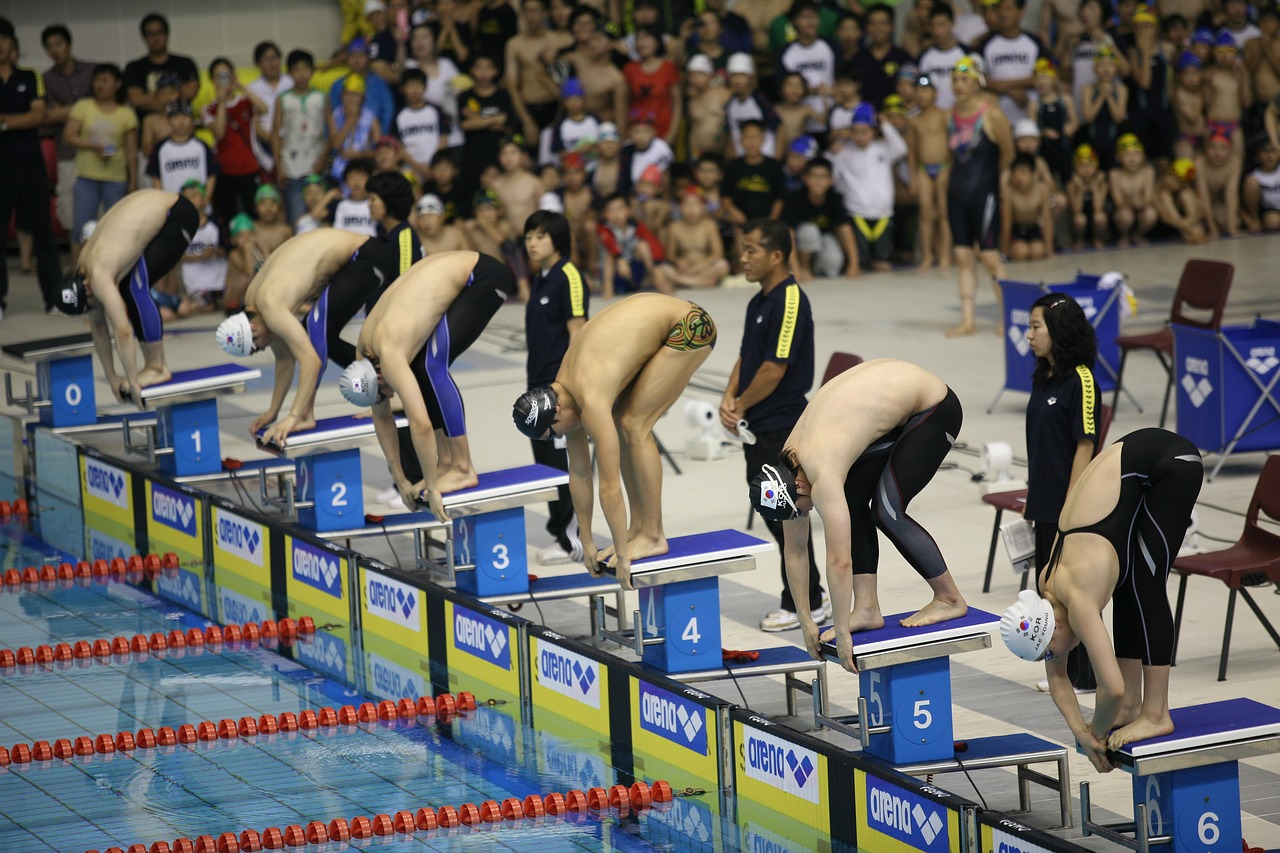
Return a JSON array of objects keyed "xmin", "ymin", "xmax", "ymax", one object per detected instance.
[
  {"xmin": 561, "ymin": 77, "xmax": 585, "ymax": 99},
  {"xmin": 1191, "ymin": 27, "xmax": 1215, "ymax": 44},
  {"xmin": 789, "ymin": 135, "xmax": 818, "ymax": 159},
  {"xmin": 851, "ymin": 103, "xmax": 877, "ymax": 127},
  {"xmin": 1177, "ymin": 50, "xmax": 1203, "ymax": 69}
]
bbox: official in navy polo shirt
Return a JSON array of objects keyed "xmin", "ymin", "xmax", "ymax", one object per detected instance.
[
  {"xmin": 0, "ymin": 19, "xmax": 62, "ymax": 318},
  {"xmin": 524, "ymin": 210, "xmax": 589, "ymax": 566},
  {"xmin": 720, "ymin": 218, "xmax": 829, "ymax": 633}
]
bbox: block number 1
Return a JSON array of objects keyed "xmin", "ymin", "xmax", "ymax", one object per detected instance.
[{"xmin": 190, "ymin": 430, "xmax": 201, "ymax": 454}]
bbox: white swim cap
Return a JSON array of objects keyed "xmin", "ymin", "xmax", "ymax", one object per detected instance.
[
  {"xmin": 216, "ymin": 312, "xmax": 255, "ymax": 357},
  {"xmin": 339, "ymin": 358, "xmax": 380, "ymax": 407},
  {"xmin": 80, "ymin": 219, "xmax": 98, "ymax": 243},
  {"xmin": 1000, "ymin": 589, "xmax": 1056, "ymax": 661}
]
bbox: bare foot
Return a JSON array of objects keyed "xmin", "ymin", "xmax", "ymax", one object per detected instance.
[
  {"xmin": 819, "ymin": 609, "xmax": 885, "ymax": 645},
  {"xmin": 1112, "ymin": 703, "xmax": 1141, "ymax": 731},
  {"xmin": 937, "ymin": 260, "xmax": 952, "ymax": 271},
  {"xmin": 1093, "ymin": 240, "xmax": 1105, "ymax": 251},
  {"xmin": 1116, "ymin": 237, "xmax": 1131, "ymax": 249},
  {"xmin": 622, "ymin": 534, "xmax": 669, "ymax": 562},
  {"xmin": 1133, "ymin": 236, "xmax": 1149, "ymax": 247},
  {"xmin": 1107, "ymin": 715, "xmax": 1174, "ymax": 752},
  {"xmin": 435, "ymin": 470, "xmax": 480, "ymax": 493},
  {"xmin": 871, "ymin": 261, "xmax": 893, "ymax": 272},
  {"xmin": 901, "ymin": 596, "xmax": 967, "ymax": 627},
  {"xmin": 136, "ymin": 368, "xmax": 171, "ymax": 388},
  {"xmin": 946, "ymin": 322, "xmax": 977, "ymax": 338},
  {"xmin": 916, "ymin": 257, "xmax": 934, "ymax": 272}
]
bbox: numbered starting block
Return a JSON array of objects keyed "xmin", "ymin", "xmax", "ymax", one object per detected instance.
[
  {"xmin": 814, "ymin": 610, "xmax": 1000, "ymax": 764},
  {"xmin": 596, "ymin": 530, "xmax": 772, "ymax": 674},
  {"xmin": 255, "ymin": 414, "xmax": 407, "ymax": 532},
  {"xmin": 123, "ymin": 365, "xmax": 260, "ymax": 477},
  {"xmin": 1082, "ymin": 698, "xmax": 1280, "ymax": 853},
  {"xmin": 314, "ymin": 465, "xmax": 567, "ymax": 595},
  {"xmin": 3, "ymin": 334, "xmax": 96, "ymax": 427}
]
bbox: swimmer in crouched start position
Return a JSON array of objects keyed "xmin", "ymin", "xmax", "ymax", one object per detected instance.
[
  {"xmin": 513, "ymin": 293, "xmax": 717, "ymax": 589},
  {"xmin": 1001, "ymin": 427, "xmax": 1203, "ymax": 771}
]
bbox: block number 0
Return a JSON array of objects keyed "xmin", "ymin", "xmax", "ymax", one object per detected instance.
[
  {"xmin": 1144, "ymin": 777, "xmax": 1164, "ymax": 837},
  {"xmin": 1198, "ymin": 812, "xmax": 1220, "ymax": 846},
  {"xmin": 330, "ymin": 482, "xmax": 347, "ymax": 507},
  {"xmin": 65, "ymin": 383, "xmax": 82, "ymax": 407}
]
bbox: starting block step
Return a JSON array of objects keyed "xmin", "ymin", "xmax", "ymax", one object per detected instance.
[
  {"xmin": 660, "ymin": 644, "xmax": 828, "ymax": 718},
  {"xmin": 173, "ymin": 456, "xmax": 295, "ymax": 485},
  {"xmin": 1083, "ymin": 698, "xmax": 1280, "ymax": 853},
  {"xmin": 125, "ymin": 365, "xmax": 261, "ymax": 477},
  {"xmin": 3, "ymin": 334, "xmax": 96, "ymax": 427},
  {"xmin": 484, "ymin": 571, "xmax": 627, "ymax": 636},
  {"xmin": 815, "ymin": 609, "xmax": 1000, "ymax": 765}
]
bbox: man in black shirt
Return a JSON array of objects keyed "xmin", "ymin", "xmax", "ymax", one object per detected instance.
[
  {"xmin": 476, "ymin": 0, "xmax": 520, "ymax": 74},
  {"xmin": 723, "ymin": 120, "xmax": 786, "ymax": 250},
  {"xmin": 0, "ymin": 20, "xmax": 61, "ymax": 318},
  {"xmin": 523, "ymin": 211, "xmax": 589, "ymax": 564},
  {"xmin": 123, "ymin": 13, "xmax": 199, "ymax": 118},
  {"xmin": 849, "ymin": 3, "xmax": 915, "ymax": 108},
  {"xmin": 783, "ymin": 157, "xmax": 858, "ymax": 279},
  {"xmin": 720, "ymin": 219, "xmax": 829, "ymax": 632}
]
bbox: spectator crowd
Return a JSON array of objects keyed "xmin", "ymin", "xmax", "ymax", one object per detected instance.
[{"xmin": 3, "ymin": 0, "xmax": 1279, "ymax": 323}]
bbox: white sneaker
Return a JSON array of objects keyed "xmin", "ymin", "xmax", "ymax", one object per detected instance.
[
  {"xmin": 536, "ymin": 542, "xmax": 578, "ymax": 565},
  {"xmin": 375, "ymin": 486, "xmax": 400, "ymax": 507},
  {"xmin": 810, "ymin": 591, "xmax": 832, "ymax": 624},
  {"xmin": 760, "ymin": 609, "xmax": 801, "ymax": 632},
  {"xmin": 1036, "ymin": 678, "xmax": 1096, "ymax": 695}
]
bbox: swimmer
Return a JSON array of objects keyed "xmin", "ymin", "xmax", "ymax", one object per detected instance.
[
  {"xmin": 57, "ymin": 188, "xmax": 198, "ymax": 407},
  {"xmin": 513, "ymin": 293, "xmax": 718, "ymax": 590},
  {"xmin": 341, "ymin": 251, "xmax": 511, "ymax": 519},
  {"xmin": 1001, "ymin": 428, "xmax": 1203, "ymax": 772},
  {"xmin": 749, "ymin": 358, "xmax": 968, "ymax": 674}
]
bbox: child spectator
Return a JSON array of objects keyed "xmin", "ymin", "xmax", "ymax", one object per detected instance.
[
  {"xmin": 65, "ymin": 63, "xmax": 139, "ymax": 264},
  {"xmin": 1243, "ymin": 137, "xmax": 1280, "ymax": 231},
  {"xmin": 631, "ymin": 164, "xmax": 671, "ymax": 245},
  {"xmin": 1156, "ymin": 157, "xmax": 1210, "ymax": 242},
  {"xmin": 330, "ymin": 74, "xmax": 381, "ymax": 181},
  {"xmin": 252, "ymin": 184, "xmax": 293, "ymax": 255},
  {"xmin": 140, "ymin": 73, "xmax": 180, "ymax": 159},
  {"xmin": 423, "ymin": 150, "xmax": 468, "ymax": 222},
  {"xmin": 1067, "ymin": 143, "xmax": 1109, "ymax": 248},
  {"xmin": 621, "ymin": 113, "xmax": 676, "ymax": 194},
  {"xmin": 203, "ymin": 57, "xmax": 267, "ymax": 225},
  {"xmin": 775, "ymin": 73, "xmax": 826, "ymax": 149},
  {"xmin": 1062, "ymin": 0, "xmax": 1130, "ymax": 115},
  {"xmin": 835, "ymin": 11, "xmax": 863, "ymax": 66},
  {"xmin": 414, "ymin": 193, "xmax": 472, "ymax": 253},
  {"xmin": 559, "ymin": 152, "xmax": 598, "ymax": 276},
  {"xmin": 784, "ymin": 136, "xmax": 818, "ymax": 193},
  {"xmin": 593, "ymin": 122, "xmax": 624, "ymax": 196},
  {"xmin": 829, "ymin": 104, "xmax": 907, "ymax": 272},
  {"xmin": 893, "ymin": 67, "xmax": 922, "ymax": 115},
  {"xmin": 394, "ymin": 67, "xmax": 450, "ymax": 180},
  {"xmin": 458, "ymin": 53, "xmax": 515, "ymax": 197},
  {"xmin": 1109, "ymin": 133, "xmax": 1158, "ymax": 245},
  {"xmin": 272, "ymin": 50, "xmax": 330, "ymax": 226},
  {"xmin": 1206, "ymin": 33, "xmax": 1251, "ymax": 165},
  {"xmin": 1034, "ymin": 59, "xmax": 1077, "ymax": 184},
  {"xmin": 466, "ymin": 190, "xmax": 525, "ymax": 291},
  {"xmin": 784, "ymin": 156, "xmax": 858, "ymax": 279},
  {"xmin": 919, "ymin": 4, "xmax": 969, "ymax": 110},
  {"xmin": 147, "ymin": 101, "xmax": 217, "ymax": 198},
  {"xmin": 778, "ymin": 0, "xmax": 837, "ymax": 133},
  {"xmin": 224, "ymin": 213, "xmax": 257, "ymax": 314},
  {"xmin": 685, "ymin": 54, "xmax": 731, "ymax": 159},
  {"xmin": 1079, "ymin": 45, "xmax": 1128, "ymax": 169},
  {"xmin": 597, "ymin": 192, "xmax": 669, "ymax": 296},
  {"xmin": 908, "ymin": 76, "xmax": 953, "ymax": 270},
  {"xmin": 657, "ymin": 187, "xmax": 729, "ymax": 288},
  {"xmin": 495, "ymin": 138, "xmax": 544, "ymax": 252},
  {"xmin": 374, "ymin": 134, "xmax": 404, "ymax": 174},
  {"xmin": 538, "ymin": 163, "xmax": 563, "ymax": 212},
  {"xmin": 1246, "ymin": 6, "xmax": 1280, "ymax": 107},
  {"xmin": 178, "ymin": 183, "xmax": 229, "ymax": 317},
  {"xmin": 1189, "ymin": 27, "xmax": 1215, "ymax": 65},
  {"xmin": 1013, "ymin": 120, "xmax": 1067, "ymax": 200},
  {"xmin": 723, "ymin": 121, "xmax": 786, "ymax": 253},
  {"xmin": 1172, "ymin": 52, "xmax": 1207, "ymax": 159},
  {"xmin": 691, "ymin": 154, "xmax": 735, "ymax": 258},
  {"xmin": 827, "ymin": 63, "xmax": 864, "ymax": 144},
  {"xmin": 725, "ymin": 53, "xmax": 781, "ymax": 157},
  {"xmin": 1127, "ymin": 7, "xmax": 1174, "ymax": 167},
  {"xmin": 1002, "ymin": 152, "xmax": 1054, "ymax": 259},
  {"xmin": 1161, "ymin": 14, "xmax": 1190, "ymax": 59},
  {"xmin": 294, "ymin": 174, "xmax": 328, "ymax": 234},
  {"xmin": 540, "ymin": 77, "xmax": 600, "ymax": 167},
  {"xmin": 1195, "ymin": 133, "xmax": 1241, "ymax": 237},
  {"xmin": 624, "ymin": 26, "xmax": 682, "ymax": 144},
  {"xmin": 327, "ymin": 157, "xmax": 377, "ymax": 236}
]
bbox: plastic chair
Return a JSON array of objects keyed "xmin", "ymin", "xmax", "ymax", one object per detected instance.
[
  {"xmin": 980, "ymin": 404, "xmax": 1113, "ymax": 593},
  {"xmin": 1111, "ymin": 260, "xmax": 1233, "ymax": 428},
  {"xmin": 1171, "ymin": 455, "xmax": 1280, "ymax": 681}
]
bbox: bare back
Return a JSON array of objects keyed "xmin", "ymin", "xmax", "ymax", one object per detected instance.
[
  {"xmin": 79, "ymin": 189, "xmax": 180, "ymax": 285},
  {"xmin": 359, "ymin": 251, "xmax": 479, "ymax": 359},
  {"xmin": 247, "ymin": 229, "xmax": 369, "ymax": 319},
  {"xmin": 1041, "ymin": 441, "xmax": 1124, "ymax": 608},
  {"xmin": 788, "ymin": 359, "xmax": 949, "ymax": 485}
]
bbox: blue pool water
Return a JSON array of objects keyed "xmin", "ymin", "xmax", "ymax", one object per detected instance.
[{"xmin": 0, "ymin": 529, "xmax": 725, "ymax": 853}]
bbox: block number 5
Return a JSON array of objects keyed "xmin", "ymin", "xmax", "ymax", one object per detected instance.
[{"xmin": 912, "ymin": 699, "xmax": 932, "ymax": 730}]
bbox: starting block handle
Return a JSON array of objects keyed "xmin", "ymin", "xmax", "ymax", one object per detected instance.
[
  {"xmin": 4, "ymin": 373, "xmax": 44, "ymax": 414},
  {"xmin": 810, "ymin": 676, "xmax": 890, "ymax": 747},
  {"xmin": 1080, "ymin": 781, "xmax": 1171, "ymax": 853},
  {"xmin": 122, "ymin": 415, "xmax": 170, "ymax": 462},
  {"xmin": 256, "ymin": 466, "xmax": 312, "ymax": 515},
  {"xmin": 595, "ymin": 606, "xmax": 664, "ymax": 655}
]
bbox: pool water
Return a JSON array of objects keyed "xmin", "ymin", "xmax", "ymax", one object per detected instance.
[{"xmin": 0, "ymin": 529, "xmax": 727, "ymax": 853}]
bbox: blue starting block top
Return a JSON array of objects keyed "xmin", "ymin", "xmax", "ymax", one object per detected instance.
[
  {"xmin": 445, "ymin": 464, "xmax": 568, "ymax": 505},
  {"xmin": 822, "ymin": 608, "xmax": 1001, "ymax": 657},
  {"xmin": 630, "ymin": 529, "xmax": 772, "ymax": 574},
  {"xmin": 1119, "ymin": 699, "xmax": 1280, "ymax": 761},
  {"xmin": 256, "ymin": 414, "xmax": 408, "ymax": 456},
  {"xmin": 2, "ymin": 334, "xmax": 94, "ymax": 362},
  {"xmin": 140, "ymin": 364, "xmax": 261, "ymax": 401}
]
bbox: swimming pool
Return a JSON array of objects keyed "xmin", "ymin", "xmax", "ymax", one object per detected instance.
[{"xmin": 0, "ymin": 529, "xmax": 727, "ymax": 853}]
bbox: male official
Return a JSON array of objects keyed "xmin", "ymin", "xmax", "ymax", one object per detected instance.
[{"xmin": 720, "ymin": 219, "xmax": 830, "ymax": 633}]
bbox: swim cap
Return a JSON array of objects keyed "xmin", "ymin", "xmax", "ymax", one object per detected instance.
[
  {"xmin": 1192, "ymin": 27, "xmax": 1215, "ymax": 44},
  {"xmin": 1214, "ymin": 30, "xmax": 1239, "ymax": 49},
  {"xmin": 749, "ymin": 461, "xmax": 802, "ymax": 523},
  {"xmin": 1073, "ymin": 144, "xmax": 1099, "ymax": 165},
  {"xmin": 1177, "ymin": 50, "xmax": 1203, "ymax": 70},
  {"xmin": 230, "ymin": 212, "xmax": 255, "ymax": 237},
  {"xmin": 1014, "ymin": 118, "xmax": 1041, "ymax": 139},
  {"xmin": 1132, "ymin": 6, "xmax": 1158, "ymax": 25},
  {"xmin": 1171, "ymin": 158, "xmax": 1197, "ymax": 183},
  {"xmin": 181, "ymin": 178, "xmax": 205, "ymax": 194},
  {"xmin": 56, "ymin": 273, "xmax": 90, "ymax": 316},
  {"xmin": 686, "ymin": 54, "xmax": 714, "ymax": 75},
  {"xmin": 1000, "ymin": 589, "xmax": 1056, "ymax": 661},
  {"xmin": 727, "ymin": 53, "xmax": 754, "ymax": 76},
  {"xmin": 1034, "ymin": 58, "xmax": 1058, "ymax": 77},
  {"xmin": 339, "ymin": 359, "xmax": 381, "ymax": 407},
  {"xmin": 1116, "ymin": 133, "xmax": 1143, "ymax": 154},
  {"xmin": 953, "ymin": 55, "xmax": 985, "ymax": 85},
  {"xmin": 254, "ymin": 183, "xmax": 282, "ymax": 204},
  {"xmin": 80, "ymin": 219, "xmax": 98, "ymax": 244},
  {"xmin": 789, "ymin": 135, "xmax": 819, "ymax": 159},
  {"xmin": 344, "ymin": 73, "xmax": 367, "ymax": 95},
  {"xmin": 883, "ymin": 94, "xmax": 907, "ymax": 114},
  {"xmin": 512, "ymin": 387, "xmax": 558, "ymax": 439},
  {"xmin": 216, "ymin": 312, "xmax": 255, "ymax": 357},
  {"xmin": 1093, "ymin": 43, "xmax": 1116, "ymax": 61},
  {"xmin": 851, "ymin": 102, "xmax": 877, "ymax": 126},
  {"xmin": 561, "ymin": 77, "xmax": 585, "ymax": 99}
]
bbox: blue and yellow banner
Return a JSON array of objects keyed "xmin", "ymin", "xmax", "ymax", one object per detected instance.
[
  {"xmin": 144, "ymin": 480, "xmax": 203, "ymax": 564},
  {"xmin": 283, "ymin": 532, "xmax": 349, "ymax": 621},
  {"xmin": 80, "ymin": 454, "xmax": 132, "ymax": 527},
  {"xmin": 530, "ymin": 634, "xmax": 610, "ymax": 738},
  {"xmin": 854, "ymin": 767, "xmax": 963, "ymax": 853},
  {"xmin": 360, "ymin": 563, "xmax": 427, "ymax": 644},
  {"xmin": 363, "ymin": 631, "xmax": 432, "ymax": 702},
  {"xmin": 734, "ymin": 716, "xmax": 830, "ymax": 846},
  {"xmin": 444, "ymin": 598, "xmax": 520, "ymax": 702},
  {"xmin": 211, "ymin": 505, "xmax": 270, "ymax": 584},
  {"xmin": 630, "ymin": 678, "xmax": 719, "ymax": 790}
]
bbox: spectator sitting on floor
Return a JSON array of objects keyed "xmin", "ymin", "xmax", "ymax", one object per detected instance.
[{"xmin": 657, "ymin": 187, "xmax": 729, "ymax": 288}]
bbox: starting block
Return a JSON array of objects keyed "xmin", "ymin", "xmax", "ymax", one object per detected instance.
[
  {"xmin": 255, "ymin": 414, "xmax": 407, "ymax": 531},
  {"xmin": 814, "ymin": 610, "xmax": 1000, "ymax": 764},
  {"xmin": 123, "ymin": 365, "xmax": 260, "ymax": 477},
  {"xmin": 1082, "ymin": 698, "xmax": 1280, "ymax": 853},
  {"xmin": 596, "ymin": 529, "xmax": 772, "ymax": 674},
  {"xmin": 314, "ymin": 465, "xmax": 567, "ymax": 594},
  {"xmin": 3, "ymin": 334, "xmax": 96, "ymax": 427}
]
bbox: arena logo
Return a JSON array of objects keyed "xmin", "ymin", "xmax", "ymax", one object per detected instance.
[
  {"xmin": 638, "ymin": 682, "xmax": 707, "ymax": 755},
  {"xmin": 215, "ymin": 511, "xmax": 263, "ymax": 567},
  {"xmin": 151, "ymin": 484, "xmax": 196, "ymax": 536},
  {"xmin": 647, "ymin": 797, "xmax": 712, "ymax": 844},
  {"xmin": 155, "ymin": 569, "xmax": 202, "ymax": 611},
  {"xmin": 219, "ymin": 586, "xmax": 264, "ymax": 626},
  {"xmin": 292, "ymin": 540, "xmax": 342, "ymax": 598},
  {"xmin": 743, "ymin": 727, "xmax": 820, "ymax": 803},
  {"xmin": 537, "ymin": 641, "xmax": 600, "ymax": 709},
  {"xmin": 84, "ymin": 458, "xmax": 128, "ymax": 509},
  {"xmin": 540, "ymin": 735, "xmax": 606, "ymax": 790},
  {"xmin": 993, "ymin": 827, "xmax": 1049, "ymax": 853},
  {"xmin": 1007, "ymin": 309, "xmax": 1032, "ymax": 357},
  {"xmin": 365, "ymin": 574, "xmax": 420, "ymax": 631},
  {"xmin": 294, "ymin": 630, "xmax": 347, "ymax": 679},
  {"xmin": 1181, "ymin": 356, "xmax": 1214, "ymax": 408},
  {"xmin": 88, "ymin": 527, "xmax": 132, "ymax": 563},
  {"xmin": 453, "ymin": 608, "xmax": 512, "ymax": 670},
  {"xmin": 457, "ymin": 706, "xmax": 516, "ymax": 756},
  {"xmin": 745, "ymin": 823, "xmax": 810, "ymax": 853},
  {"xmin": 367, "ymin": 650, "xmax": 426, "ymax": 700},
  {"xmin": 1246, "ymin": 346, "xmax": 1279, "ymax": 376},
  {"xmin": 865, "ymin": 777, "xmax": 948, "ymax": 853}
]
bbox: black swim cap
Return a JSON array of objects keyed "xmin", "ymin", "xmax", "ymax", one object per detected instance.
[
  {"xmin": 57, "ymin": 273, "xmax": 90, "ymax": 316},
  {"xmin": 749, "ymin": 462, "xmax": 802, "ymax": 522},
  {"xmin": 513, "ymin": 387, "xmax": 558, "ymax": 439}
]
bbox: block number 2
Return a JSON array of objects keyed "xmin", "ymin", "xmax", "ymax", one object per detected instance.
[{"xmin": 330, "ymin": 482, "xmax": 347, "ymax": 507}]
